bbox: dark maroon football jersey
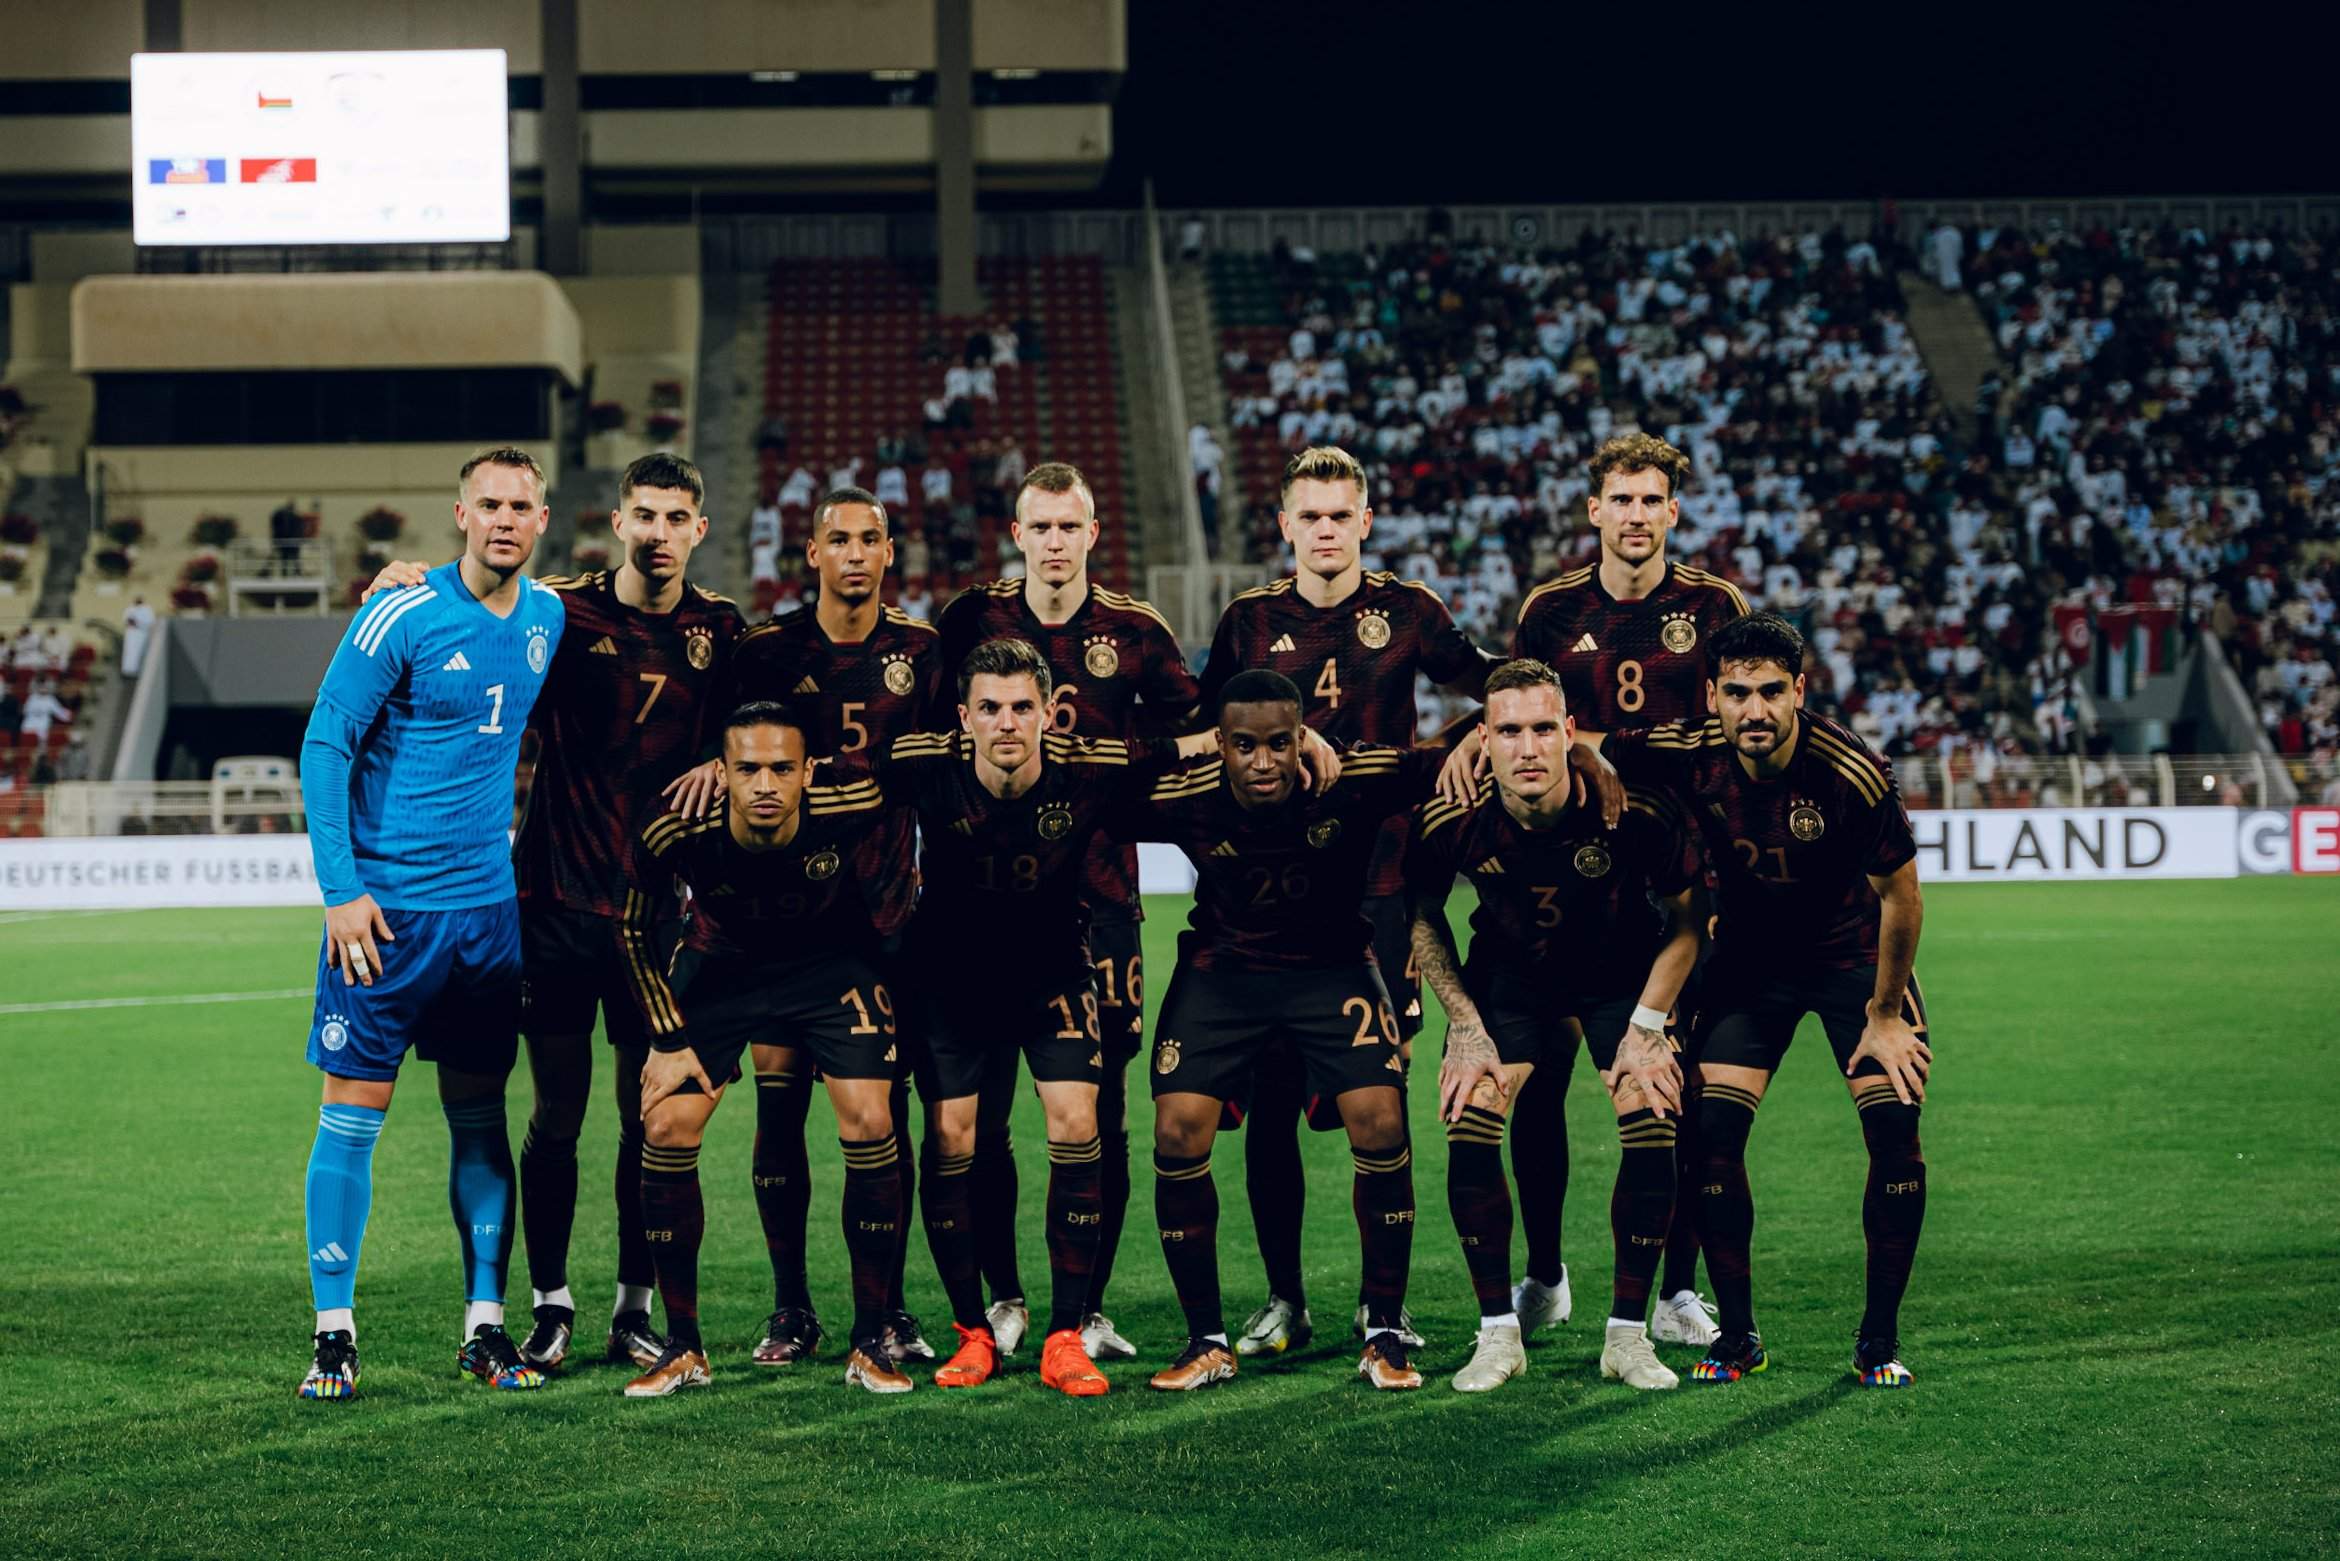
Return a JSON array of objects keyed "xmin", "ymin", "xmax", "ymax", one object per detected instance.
[
  {"xmin": 726, "ymin": 604, "xmax": 945, "ymax": 761},
  {"xmin": 514, "ymin": 572, "xmax": 746, "ymax": 917},
  {"xmin": 1605, "ymin": 710, "xmax": 1915, "ymax": 970},
  {"xmin": 619, "ymin": 778, "xmax": 896, "ymax": 1049},
  {"xmin": 935, "ymin": 579, "xmax": 1203, "ymax": 919},
  {"xmin": 1201, "ymin": 570, "xmax": 1496, "ymax": 896},
  {"xmin": 1118, "ymin": 744, "xmax": 1446, "ymax": 973},
  {"xmin": 1406, "ymin": 780, "xmax": 1701, "ymax": 1006},
  {"xmin": 870, "ymin": 730, "xmax": 1184, "ymax": 993},
  {"xmin": 1512, "ymin": 561, "xmax": 1747, "ymax": 730}
]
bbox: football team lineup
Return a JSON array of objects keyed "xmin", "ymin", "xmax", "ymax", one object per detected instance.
[{"xmin": 285, "ymin": 434, "xmax": 1942, "ymax": 1405}]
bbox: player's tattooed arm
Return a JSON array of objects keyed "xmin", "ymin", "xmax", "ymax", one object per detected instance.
[
  {"xmin": 1416, "ymin": 909, "xmax": 1503, "ymax": 1121},
  {"xmin": 1851, "ymin": 859, "xmax": 1930, "ymax": 1104}
]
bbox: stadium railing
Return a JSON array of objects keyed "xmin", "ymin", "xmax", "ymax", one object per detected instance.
[
  {"xmin": 1928, "ymin": 752, "xmax": 2301, "ymax": 810},
  {"xmin": 35, "ymin": 778, "xmax": 304, "ymax": 837},
  {"xmin": 223, "ymin": 539, "xmax": 335, "ymax": 615}
]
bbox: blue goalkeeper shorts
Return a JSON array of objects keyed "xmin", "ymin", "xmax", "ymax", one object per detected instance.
[{"xmin": 305, "ymin": 900, "xmax": 522, "ymax": 1081}]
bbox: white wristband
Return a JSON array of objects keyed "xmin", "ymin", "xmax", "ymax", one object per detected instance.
[{"xmin": 1630, "ymin": 1004, "xmax": 1670, "ymax": 1033}]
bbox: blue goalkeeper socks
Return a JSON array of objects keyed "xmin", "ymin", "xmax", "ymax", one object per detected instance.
[
  {"xmin": 443, "ymin": 1096, "xmax": 517, "ymax": 1307},
  {"xmin": 306, "ymin": 1103, "xmax": 385, "ymax": 1324}
]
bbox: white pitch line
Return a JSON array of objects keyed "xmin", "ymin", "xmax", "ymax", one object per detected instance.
[
  {"xmin": 0, "ymin": 987, "xmax": 311, "ymax": 1016},
  {"xmin": 0, "ymin": 909, "xmax": 141, "ymax": 927}
]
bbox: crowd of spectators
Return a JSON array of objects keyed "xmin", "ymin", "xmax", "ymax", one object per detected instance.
[
  {"xmin": 1964, "ymin": 219, "xmax": 2339, "ymax": 769},
  {"xmin": 1217, "ymin": 227, "xmax": 2075, "ymax": 765},
  {"xmin": 0, "ymin": 621, "xmax": 90, "ymax": 793}
]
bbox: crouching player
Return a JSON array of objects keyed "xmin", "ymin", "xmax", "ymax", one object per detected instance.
[
  {"xmin": 1408, "ymin": 659, "xmax": 1704, "ymax": 1393},
  {"xmin": 1120, "ymin": 671, "xmax": 1453, "ymax": 1393},
  {"xmin": 618, "ymin": 702, "xmax": 915, "ymax": 1397}
]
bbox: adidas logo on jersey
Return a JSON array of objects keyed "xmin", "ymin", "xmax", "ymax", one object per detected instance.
[
  {"xmin": 589, "ymin": 636, "xmax": 618, "ymax": 655},
  {"xmin": 794, "ymin": 675, "xmax": 820, "ymax": 695},
  {"xmin": 442, "ymin": 651, "xmax": 473, "ymax": 672},
  {"xmin": 1476, "ymin": 856, "xmax": 1505, "ymax": 875},
  {"xmin": 1269, "ymin": 633, "xmax": 1297, "ymax": 654},
  {"xmin": 1571, "ymin": 633, "xmax": 1599, "ymax": 653},
  {"xmin": 1210, "ymin": 840, "xmax": 1238, "ymax": 857}
]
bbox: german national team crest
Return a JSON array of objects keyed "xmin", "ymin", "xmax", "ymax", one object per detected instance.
[
  {"xmin": 1356, "ymin": 610, "xmax": 1392, "ymax": 649},
  {"xmin": 882, "ymin": 653, "xmax": 915, "ymax": 695},
  {"xmin": 804, "ymin": 849, "xmax": 841, "ymax": 881},
  {"xmin": 1036, "ymin": 803, "xmax": 1075, "ymax": 842},
  {"xmin": 1154, "ymin": 1036, "xmax": 1182, "ymax": 1075},
  {"xmin": 1660, "ymin": 613, "xmax": 1698, "ymax": 654},
  {"xmin": 1789, "ymin": 801, "xmax": 1826, "ymax": 841},
  {"xmin": 1084, "ymin": 636, "xmax": 1121, "ymax": 678},
  {"xmin": 526, "ymin": 624, "xmax": 551, "ymax": 675},
  {"xmin": 1306, "ymin": 818, "xmax": 1342, "ymax": 848},
  {"xmin": 684, "ymin": 626, "xmax": 715, "ymax": 671},
  {"xmin": 1573, "ymin": 843, "xmax": 1612, "ymax": 877},
  {"xmin": 320, "ymin": 1014, "xmax": 349, "ymax": 1052}
]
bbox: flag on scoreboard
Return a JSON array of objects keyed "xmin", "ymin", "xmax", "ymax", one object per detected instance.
[
  {"xmin": 239, "ymin": 158, "xmax": 317, "ymax": 184},
  {"xmin": 257, "ymin": 92, "xmax": 294, "ymax": 110},
  {"xmin": 148, "ymin": 158, "xmax": 226, "ymax": 185}
]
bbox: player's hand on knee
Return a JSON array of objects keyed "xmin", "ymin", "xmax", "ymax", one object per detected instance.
[
  {"xmin": 1437, "ymin": 1022, "xmax": 1506, "ymax": 1123},
  {"xmin": 661, "ymin": 758, "xmax": 725, "ymax": 819},
  {"xmin": 357, "ymin": 559, "xmax": 430, "ymax": 603},
  {"xmin": 1849, "ymin": 1014, "xmax": 1931, "ymax": 1106},
  {"xmin": 1298, "ymin": 726, "xmax": 1343, "ymax": 793},
  {"xmin": 325, "ymin": 894, "xmax": 393, "ymax": 987},
  {"xmin": 1603, "ymin": 1023, "xmax": 1682, "ymax": 1118},
  {"xmin": 641, "ymin": 1045, "xmax": 713, "ymax": 1112}
]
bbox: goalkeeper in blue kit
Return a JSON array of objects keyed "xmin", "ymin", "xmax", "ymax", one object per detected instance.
[{"xmin": 295, "ymin": 449, "xmax": 566, "ymax": 1401}]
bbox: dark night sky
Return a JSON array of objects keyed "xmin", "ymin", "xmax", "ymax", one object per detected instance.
[{"xmin": 1104, "ymin": 0, "xmax": 2326, "ymax": 209}]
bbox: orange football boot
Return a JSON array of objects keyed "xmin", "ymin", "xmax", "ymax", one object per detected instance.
[
  {"xmin": 1039, "ymin": 1328, "xmax": 1110, "ymax": 1396},
  {"xmin": 933, "ymin": 1321, "xmax": 998, "ymax": 1388}
]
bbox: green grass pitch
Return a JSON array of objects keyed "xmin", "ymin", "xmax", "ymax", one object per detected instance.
[{"xmin": 2, "ymin": 879, "xmax": 2335, "ymax": 1558}]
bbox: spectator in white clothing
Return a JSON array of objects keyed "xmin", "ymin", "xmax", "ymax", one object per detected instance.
[
  {"xmin": 19, "ymin": 684, "xmax": 71, "ymax": 743},
  {"xmin": 749, "ymin": 504, "xmax": 782, "ymax": 551},
  {"xmin": 121, "ymin": 597, "xmax": 156, "ymax": 678},
  {"xmin": 779, "ymin": 465, "xmax": 817, "ymax": 511},
  {"xmin": 922, "ymin": 460, "xmax": 955, "ymax": 507}
]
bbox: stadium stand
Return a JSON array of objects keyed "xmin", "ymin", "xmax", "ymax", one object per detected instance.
[
  {"xmin": 0, "ymin": 617, "xmax": 100, "ymax": 834},
  {"xmin": 1203, "ymin": 228, "xmax": 2064, "ymax": 775},
  {"xmin": 752, "ymin": 256, "xmax": 1133, "ymax": 614},
  {"xmin": 1963, "ymin": 221, "xmax": 2338, "ymax": 767}
]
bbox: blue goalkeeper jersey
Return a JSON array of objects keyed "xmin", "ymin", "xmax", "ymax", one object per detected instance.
[{"xmin": 301, "ymin": 562, "xmax": 565, "ymax": 909}]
